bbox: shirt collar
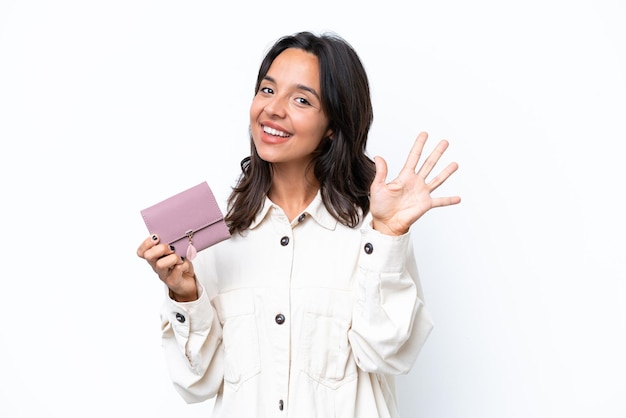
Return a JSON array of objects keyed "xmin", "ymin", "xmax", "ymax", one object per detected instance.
[{"xmin": 248, "ymin": 190, "xmax": 338, "ymax": 231}]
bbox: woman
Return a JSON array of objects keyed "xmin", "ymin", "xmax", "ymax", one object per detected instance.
[{"xmin": 137, "ymin": 31, "xmax": 460, "ymax": 417}]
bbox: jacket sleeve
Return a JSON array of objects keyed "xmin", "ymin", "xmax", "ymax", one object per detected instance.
[
  {"xmin": 348, "ymin": 225, "xmax": 434, "ymax": 375},
  {"xmin": 160, "ymin": 251, "xmax": 224, "ymax": 403}
]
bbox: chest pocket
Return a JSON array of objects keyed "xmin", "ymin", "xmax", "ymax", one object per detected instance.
[
  {"xmin": 300, "ymin": 294, "xmax": 358, "ymax": 389},
  {"xmin": 214, "ymin": 290, "xmax": 261, "ymax": 391}
]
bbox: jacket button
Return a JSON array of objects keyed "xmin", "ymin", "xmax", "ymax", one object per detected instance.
[
  {"xmin": 297, "ymin": 213, "xmax": 306, "ymax": 222},
  {"xmin": 275, "ymin": 313, "xmax": 285, "ymax": 325},
  {"xmin": 175, "ymin": 312, "xmax": 186, "ymax": 323},
  {"xmin": 279, "ymin": 399, "xmax": 284, "ymax": 411},
  {"xmin": 280, "ymin": 236, "xmax": 290, "ymax": 246},
  {"xmin": 364, "ymin": 242, "xmax": 374, "ymax": 254}
]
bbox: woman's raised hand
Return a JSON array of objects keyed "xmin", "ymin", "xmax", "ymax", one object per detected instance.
[{"xmin": 369, "ymin": 131, "xmax": 461, "ymax": 236}]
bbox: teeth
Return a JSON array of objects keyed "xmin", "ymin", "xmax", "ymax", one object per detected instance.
[{"xmin": 263, "ymin": 126, "xmax": 290, "ymax": 137}]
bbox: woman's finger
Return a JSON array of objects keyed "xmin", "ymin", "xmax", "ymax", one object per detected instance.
[
  {"xmin": 401, "ymin": 131, "xmax": 428, "ymax": 174},
  {"xmin": 415, "ymin": 139, "xmax": 450, "ymax": 180},
  {"xmin": 136, "ymin": 234, "xmax": 160, "ymax": 258},
  {"xmin": 427, "ymin": 161, "xmax": 459, "ymax": 191}
]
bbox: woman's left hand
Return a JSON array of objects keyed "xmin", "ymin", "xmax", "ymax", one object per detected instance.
[{"xmin": 369, "ymin": 131, "xmax": 461, "ymax": 236}]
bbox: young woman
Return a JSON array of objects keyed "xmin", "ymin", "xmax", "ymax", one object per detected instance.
[{"xmin": 137, "ymin": 31, "xmax": 460, "ymax": 417}]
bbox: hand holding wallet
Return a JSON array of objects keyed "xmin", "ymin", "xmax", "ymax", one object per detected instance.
[{"xmin": 140, "ymin": 181, "xmax": 231, "ymax": 261}]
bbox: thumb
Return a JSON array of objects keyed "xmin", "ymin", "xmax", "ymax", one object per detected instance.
[{"xmin": 372, "ymin": 156, "xmax": 388, "ymax": 189}]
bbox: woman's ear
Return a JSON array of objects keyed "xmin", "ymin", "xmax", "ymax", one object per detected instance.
[{"xmin": 325, "ymin": 129, "xmax": 334, "ymax": 140}]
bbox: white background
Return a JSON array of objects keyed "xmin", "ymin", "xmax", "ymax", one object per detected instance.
[{"xmin": 1, "ymin": 1, "xmax": 625, "ymax": 417}]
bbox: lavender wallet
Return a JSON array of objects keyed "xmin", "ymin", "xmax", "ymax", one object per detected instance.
[{"xmin": 140, "ymin": 181, "xmax": 231, "ymax": 261}]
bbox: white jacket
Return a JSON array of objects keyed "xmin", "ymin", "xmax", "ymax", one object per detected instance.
[{"xmin": 160, "ymin": 191, "xmax": 433, "ymax": 417}]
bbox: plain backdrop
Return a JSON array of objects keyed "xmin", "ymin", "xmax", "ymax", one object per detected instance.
[{"xmin": 1, "ymin": 1, "xmax": 625, "ymax": 417}]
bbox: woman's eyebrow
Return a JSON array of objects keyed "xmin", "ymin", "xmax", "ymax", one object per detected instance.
[{"xmin": 296, "ymin": 84, "xmax": 321, "ymax": 101}]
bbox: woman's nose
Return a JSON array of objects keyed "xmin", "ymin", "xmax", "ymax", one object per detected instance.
[{"xmin": 264, "ymin": 95, "xmax": 287, "ymax": 117}]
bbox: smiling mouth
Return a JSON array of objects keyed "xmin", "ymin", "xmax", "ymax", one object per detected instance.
[{"xmin": 263, "ymin": 125, "xmax": 291, "ymax": 138}]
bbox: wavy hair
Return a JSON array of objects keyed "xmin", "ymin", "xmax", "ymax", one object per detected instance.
[{"xmin": 226, "ymin": 31, "xmax": 376, "ymax": 234}]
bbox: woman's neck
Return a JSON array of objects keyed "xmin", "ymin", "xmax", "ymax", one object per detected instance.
[{"xmin": 268, "ymin": 165, "xmax": 319, "ymax": 222}]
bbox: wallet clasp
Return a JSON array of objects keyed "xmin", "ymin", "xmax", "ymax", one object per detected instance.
[{"xmin": 185, "ymin": 230, "xmax": 197, "ymax": 261}]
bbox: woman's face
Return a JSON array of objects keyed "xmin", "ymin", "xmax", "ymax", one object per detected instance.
[{"xmin": 250, "ymin": 48, "xmax": 332, "ymax": 168}]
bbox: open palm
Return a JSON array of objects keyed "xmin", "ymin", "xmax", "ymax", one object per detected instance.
[{"xmin": 369, "ymin": 131, "xmax": 461, "ymax": 236}]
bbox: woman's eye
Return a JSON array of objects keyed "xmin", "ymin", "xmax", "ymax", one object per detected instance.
[
  {"xmin": 260, "ymin": 87, "xmax": 273, "ymax": 94},
  {"xmin": 296, "ymin": 97, "xmax": 311, "ymax": 106}
]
